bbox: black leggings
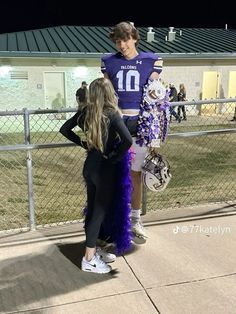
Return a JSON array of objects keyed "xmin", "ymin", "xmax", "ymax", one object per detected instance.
[
  {"xmin": 83, "ymin": 157, "xmax": 116, "ymax": 248},
  {"xmin": 177, "ymin": 105, "xmax": 186, "ymax": 119}
]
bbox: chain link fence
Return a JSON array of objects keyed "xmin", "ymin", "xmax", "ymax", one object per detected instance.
[{"xmin": 0, "ymin": 99, "xmax": 236, "ymax": 233}]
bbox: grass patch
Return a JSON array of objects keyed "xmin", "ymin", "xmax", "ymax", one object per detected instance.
[{"xmin": 0, "ymin": 115, "xmax": 236, "ymax": 230}]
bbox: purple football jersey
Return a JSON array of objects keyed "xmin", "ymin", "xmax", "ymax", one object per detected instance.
[{"xmin": 101, "ymin": 52, "xmax": 162, "ymax": 110}]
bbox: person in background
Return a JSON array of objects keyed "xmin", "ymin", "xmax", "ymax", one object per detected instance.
[
  {"xmin": 76, "ymin": 81, "xmax": 88, "ymax": 108},
  {"xmin": 60, "ymin": 78, "xmax": 132, "ymax": 274},
  {"xmin": 218, "ymin": 84, "xmax": 225, "ymax": 115},
  {"xmin": 51, "ymin": 92, "xmax": 66, "ymax": 119},
  {"xmin": 177, "ymin": 83, "xmax": 187, "ymax": 120},
  {"xmin": 230, "ymin": 107, "xmax": 236, "ymax": 121},
  {"xmin": 101, "ymin": 21, "xmax": 164, "ymax": 240},
  {"xmin": 169, "ymin": 83, "xmax": 181, "ymax": 123}
]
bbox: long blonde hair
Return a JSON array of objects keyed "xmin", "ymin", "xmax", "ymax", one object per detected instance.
[
  {"xmin": 84, "ymin": 77, "xmax": 120, "ymax": 152},
  {"xmin": 179, "ymin": 83, "xmax": 186, "ymax": 94}
]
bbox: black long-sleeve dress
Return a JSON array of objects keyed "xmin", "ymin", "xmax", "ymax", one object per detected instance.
[{"xmin": 60, "ymin": 108, "xmax": 133, "ymax": 251}]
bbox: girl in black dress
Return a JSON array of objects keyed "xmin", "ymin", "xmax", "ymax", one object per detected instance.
[{"xmin": 60, "ymin": 78, "xmax": 132, "ymax": 273}]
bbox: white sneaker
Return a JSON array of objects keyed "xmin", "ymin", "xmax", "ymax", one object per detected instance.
[
  {"xmin": 96, "ymin": 246, "xmax": 116, "ymax": 263},
  {"xmin": 81, "ymin": 253, "xmax": 112, "ymax": 274},
  {"xmin": 132, "ymin": 218, "xmax": 147, "ymax": 238}
]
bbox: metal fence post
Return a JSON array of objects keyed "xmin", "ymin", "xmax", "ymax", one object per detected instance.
[
  {"xmin": 23, "ymin": 108, "xmax": 36, "ymax": 230},
  {"xmin": 142, "ymin": 184, "xmax": 147, "ymax": 215}
]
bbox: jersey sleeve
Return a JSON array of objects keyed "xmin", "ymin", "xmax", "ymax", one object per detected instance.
[
  {"xmin": 153, "ymin": 56, "xmax": 163, "ymax": 74},
  {"xmin": 101, "ymin": 54, "xmax": 115, "ymax": 75},
  {"xmin": 101, "ymin": 59, "xmax": 106, "ymax": 74}
]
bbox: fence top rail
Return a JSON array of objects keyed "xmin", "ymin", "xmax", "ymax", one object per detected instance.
[
  {"xmin": 1, "ymin": 98, "xmax": 236, "ymax": 116},
  {"xmin": 0, "ymin": 128, "xmax": 236, "ymax": 152},
  {"xmin": 0, "ymin": 108, "xmax": 77, "ymax": 116},
  {"xmin": 171, "ymin": 98, "xmax": 236, "ymax": 106}
]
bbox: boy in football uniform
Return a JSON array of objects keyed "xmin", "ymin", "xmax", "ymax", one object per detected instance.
[{"xmin": 101, "ymin": 21, "xmax": 163, "ymax": 239}]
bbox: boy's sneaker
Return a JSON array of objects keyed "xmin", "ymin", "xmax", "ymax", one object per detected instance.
[
  {"xmin": 81, "ymin": 253, "xmax": 112, "ymax": 274},
  {"xmin": 96, "ymin": 247, "xmax": 116, "ymax": 263},
  {"xmin": 131, "ymin": 218, "xmax": 147, "ymax": 238}
]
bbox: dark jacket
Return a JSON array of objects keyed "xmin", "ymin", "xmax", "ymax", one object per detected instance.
[
  {"xmin": 76, "ymin": 87, "xmax": 87, "ymax": 103},
  {"xmin": 169, "ymin": 87, "xmax": 178, "ymax": 102}
]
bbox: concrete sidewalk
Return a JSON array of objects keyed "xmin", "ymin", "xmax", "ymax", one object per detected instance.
[{"xmin": 0, "ymin": 203, "xmax": 236, "ymax": 313}]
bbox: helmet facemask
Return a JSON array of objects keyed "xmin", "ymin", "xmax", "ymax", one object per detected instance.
[{"xmin": 142, "ymin": 153, "xmax": 172, "ymax": 192}]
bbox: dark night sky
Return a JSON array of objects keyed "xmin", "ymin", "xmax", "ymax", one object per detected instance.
[{"xmin": 0, "ymin": 1, "xmax": 235, "ymax": 34}]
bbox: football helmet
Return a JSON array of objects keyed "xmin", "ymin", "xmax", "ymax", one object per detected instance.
[{"xmin": 142, "ymin": 153, "xmax": 171, "ymax": 192}]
